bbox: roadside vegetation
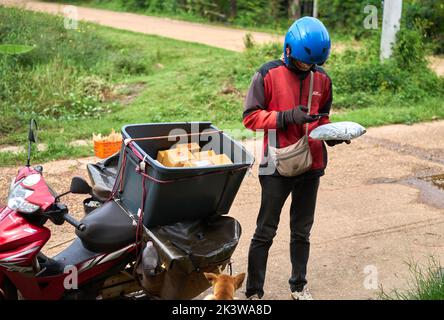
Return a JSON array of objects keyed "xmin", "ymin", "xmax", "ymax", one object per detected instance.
[
  {"xmin": 48, "ymin": 0, "xmax": 444, "ymax": 54},
  {"xmin": 380, "ymin": 258, "xmax": 444, "ymax": 300},
  {"xmin": 0, "ymin": 6, "xmax": 443, "ymax": 166}
]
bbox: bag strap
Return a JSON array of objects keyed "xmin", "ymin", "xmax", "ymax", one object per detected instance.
[{"xmin": 305, "ymin": 70, "xmax": 314, "ymax": 136}]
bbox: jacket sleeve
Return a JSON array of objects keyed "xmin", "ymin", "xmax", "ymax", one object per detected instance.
[
  {"xmin": 242, "ymin": 72, "xmax": 282, "ymax": 131},
  {"xmin": 318, "ymin": 75, "xmax": 333, "ymax": 126}
]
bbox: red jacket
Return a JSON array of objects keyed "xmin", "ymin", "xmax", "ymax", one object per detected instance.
[{"xmin": 243, "ymin": 59, "xmax": 332, "ymax": 176}]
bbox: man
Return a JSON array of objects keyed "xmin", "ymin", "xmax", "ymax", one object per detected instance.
[{"xmin": 242, "ymin": 17, "xmax": 349, "ymax": 300}]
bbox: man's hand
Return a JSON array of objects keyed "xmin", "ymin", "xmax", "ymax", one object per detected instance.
[
  {"xmin": 326, "ymin": 140, "xmax": 351, "ymax": 147},
  {"xmin": 282, "ymin": 106, "xmax": 316, "ymax": 125}
]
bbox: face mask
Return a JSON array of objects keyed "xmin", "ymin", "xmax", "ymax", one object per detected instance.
[
  {"xmin": 292, "ymin": 59, "xmax": 313, "ymax": 71},
  {"xmin": 287, "ymin": 57, "xmax": 313, "ymax": 73}
]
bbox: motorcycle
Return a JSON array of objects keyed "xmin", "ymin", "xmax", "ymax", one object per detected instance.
[{"xmin": 0, "ymin": 120, "xmax": 243, "ymax": 300}]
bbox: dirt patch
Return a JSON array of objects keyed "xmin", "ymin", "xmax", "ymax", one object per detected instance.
[
  {"xmin": 362, "ymin": 135, "xmax": 444, "ymax": 166},
  {"xmin": 112, "ymin": 82, "xmax": 146, "ymax": 106},
  {"xmin": 69, "ymin": 139, "xmax": 91, "ymax": 147},
  {"xmin": 371, "ymin": 174, "xmax": 444, "ymax": 211},
  {"xmin": 219, "ymin": 81, "xmax": 244, "ymax": 98},
  {"xmin": 0, "ymin": 143, "xmax": 47, "ymax": 154},
  {"xmin": 428, "ymin": 56, "xmax": 444, "ymax": 77}
]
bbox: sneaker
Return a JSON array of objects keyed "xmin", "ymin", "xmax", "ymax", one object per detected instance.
[
  {"xmin": 247, "ymin": 293, "xmax": 261, "ymax": 300},
  {"xmin": 290, "ymin": 286, "xmax": 313, "ymax": 300}
]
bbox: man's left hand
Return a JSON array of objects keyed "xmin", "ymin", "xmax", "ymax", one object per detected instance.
[{"xmin": 326, "ymin": 140, "xmax": 351, "ymax": 147}]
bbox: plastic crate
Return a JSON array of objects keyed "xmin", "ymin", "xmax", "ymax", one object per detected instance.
[
  {"xmin": 116, "ymin": 122, "xmax": 254, "ymax": 228},
  {"xmin": 94, "ymin": 140, "xmax": 121, "ymax": 159}
]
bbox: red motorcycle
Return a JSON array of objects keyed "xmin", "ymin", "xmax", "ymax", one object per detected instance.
[
  {"xmin": 0, "ymin": 120, "xmax": 142, "ymax": 300},
  {"xmin": 0, "ymin": 120, "xmax": 244, "ymax": 300}
]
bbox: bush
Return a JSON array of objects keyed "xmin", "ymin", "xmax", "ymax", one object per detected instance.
[
  {"xmin": 318, "ymin": 0, "xmax": 444, "ymax": 54},
  {"xmin": 318, "ymin": 0, "xmax": 381, "ymax": 39},
  {"xmin": 394, "ymin": 23, "xmax": 429, "ymax": 70},
  {"xmin": 0, "ymin": 7, "xmax": 161, "ymax": 135},
  {"xmin": 109, "ymin": 50, "xmax": 153, "ymax": 75},
  {"xmin": 404, "ymin": 0, "xmax": 444, "ymax": 54},
  {"xmin": 235, "ymin": 24, "xmax": 444, "ymax": 111}
]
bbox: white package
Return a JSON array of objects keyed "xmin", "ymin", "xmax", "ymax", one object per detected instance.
[{"xmin": 309, "ymin": 121, "xmax": 366, "ymax": 141}]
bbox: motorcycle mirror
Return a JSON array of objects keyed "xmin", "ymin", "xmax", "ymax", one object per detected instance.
[
  {"xmin": 70, "ymin": 177, "xmax": 92, "ymax": 195},
  {"xmin": 28, "ymin": 119, "xmax": 38, "ymax": 143},
  {"xmin": 27, "ymin": 119, "xmax": 38, "ymax": 167}
]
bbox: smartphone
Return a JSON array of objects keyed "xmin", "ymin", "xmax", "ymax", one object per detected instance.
[{"xmin": 311, "ymin": 113, "xmax": 329, "ymax": 119}]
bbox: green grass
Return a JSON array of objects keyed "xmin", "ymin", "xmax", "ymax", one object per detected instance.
[
  {"xmin": 333, "ymin": 96, "xmax": 444, "ymax": 127},
  {"xmin": 379, "ymin": 258, "xmax": 444, "ymax": 300},
  {"xmin": 1, "ymin": 7, "xmax": 443, "ymax": 166},
  {"xmin": 0, "ymin": 7, "xmax": 259, "ymax": 165}
]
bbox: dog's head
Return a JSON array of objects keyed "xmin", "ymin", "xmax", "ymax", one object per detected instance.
[{"xmin": 204, "ymin": 272, "xmax": 245, "ymax": 300}]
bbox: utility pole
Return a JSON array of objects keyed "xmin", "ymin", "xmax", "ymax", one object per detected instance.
[
  {"xmin": 313, "ymin": 0, "xmax": 318, "ymax": 18},
  {"xmin": 380, "ymin": 0, "xmax": 403, "ymax": 61}
]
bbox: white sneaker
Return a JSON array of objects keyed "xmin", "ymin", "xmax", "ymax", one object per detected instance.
[
  {"xmin": 247, "ymin": 293, "xmax": 261, "ymax": 300},
  {"xmin": 290, "ymin": 286, "xmax": 313, "ymax": 300}
]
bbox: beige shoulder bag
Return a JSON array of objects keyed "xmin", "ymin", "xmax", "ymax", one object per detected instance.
[{"xmin": 269, "ymin": 71, "xmax": 314, "ymax": 177}]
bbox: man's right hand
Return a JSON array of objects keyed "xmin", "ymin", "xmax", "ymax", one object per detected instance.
[{"xmin": 282, "ymin": 106, "xmax": 316, "ymax": 125}]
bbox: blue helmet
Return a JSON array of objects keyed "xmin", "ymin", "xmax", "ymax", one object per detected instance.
[{"xmin": 283, "ymin": 17, "xmax": 331, "ymax": 66}]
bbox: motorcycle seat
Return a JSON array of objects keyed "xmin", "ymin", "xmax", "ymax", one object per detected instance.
[
  {"xmin": 86, "ymin": 153, "xmax": 119, "ymax": 202},
  {"xmin": 76, "ymin": 200, "xmax": 137, "ymax": 252}
]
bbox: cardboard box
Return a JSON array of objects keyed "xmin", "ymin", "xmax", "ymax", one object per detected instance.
[
  {"xmin": 156, "ymin": 150, "xmax": 167, "ymax": 164},
  {"xmin": 183, "ymin": 159, "xmax": 214, "ymax": 167},
  {"xmin": 211, "ymin": 154, "xmax": 233, "ymax": 165},
  {"xmin": 176, "ymin": 143, "xmax": 201, "ymax": 154},
  {"xmin": 194, "ymin": 150, "xmax": 216, "ymax": 161},
  {"xmin": 160, "ymin": 149, "xmax": 195, "ymax": 167}
]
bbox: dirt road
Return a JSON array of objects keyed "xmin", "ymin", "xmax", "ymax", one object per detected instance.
[
  {"xmin": 1, "ymin": 0, "xmax": 279, "ymax": 51},
  {"xmin": 3, "ymin": 0, "xmax": 443, "ymax": 75},
  {"xmin": 1, "ymin": 121, "xmax": 443, "ymax": 300}
]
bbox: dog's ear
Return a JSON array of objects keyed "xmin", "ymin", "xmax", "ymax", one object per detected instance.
[
  {"xmin": 204, "ymin": 272, "xmax": 218, "ymax": 283},
  {"xmin": 234, "ymin": 273, "xmax": 245, "ymax": 289}
]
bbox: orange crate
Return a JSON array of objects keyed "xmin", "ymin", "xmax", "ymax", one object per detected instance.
[{"xmin": 94, "ymin": 140, "xmax": 121, "ymax": 159}]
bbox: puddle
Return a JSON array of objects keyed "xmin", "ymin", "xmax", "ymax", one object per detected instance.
[
  {"xmin": 404, "ymin": 176, "xmax": 444, "ymax": 209},
  {"xmin": 369, "ymin": 173, "xmax": 444, "ymax": 209},
  {"xmin": 420, "ymin": 174, "xmax": 444, "ymax": 190}
]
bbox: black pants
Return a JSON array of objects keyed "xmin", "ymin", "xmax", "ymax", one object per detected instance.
[{"xmin": 246, "ymin": 174, "xmax": 320, "ymax": 298}]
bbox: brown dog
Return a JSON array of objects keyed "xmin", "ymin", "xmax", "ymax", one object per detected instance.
[{"xmin": 203, "ymin": 272, "xmax": 246, "ymax": 300}]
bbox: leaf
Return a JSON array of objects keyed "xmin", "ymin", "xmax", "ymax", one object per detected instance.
[{"xmin": 0, "ymin": 44, "xmax": 36, "ymax": 55}]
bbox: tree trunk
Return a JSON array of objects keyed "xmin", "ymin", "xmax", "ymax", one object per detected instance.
[
  {"xmin": 230, "ymin": 0, "xmax": 237, "ymax": 19},
  {"xmin": 289, "ymin": 0, "xmax": 301, "ymax": 20}
]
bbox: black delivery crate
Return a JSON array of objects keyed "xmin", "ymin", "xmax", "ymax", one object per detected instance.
[{"xmin": 117, "ymin": 122, "xmax": 254, "ymax": 228}]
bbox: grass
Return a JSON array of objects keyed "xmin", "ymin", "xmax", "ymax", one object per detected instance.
[
  {"xmin": 0, "ymin": 7, "xmax": 443, "ymax": 166},
  {"xmin": 379, "ymin": 257, "xmax": 444, "ymax": 300},
  {"xmin": 0, "ymin": 7, "xmax": 257, "ymax": 165}
]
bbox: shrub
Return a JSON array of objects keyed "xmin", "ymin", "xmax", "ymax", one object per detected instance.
[
  {"xmin": 403, "ymin": 0, "xmax": 444, "ymax": 54},
  {"xmin": 318, "ymin": 0, "xmax": 444, "ymax": 54},
  {"xmin": 0, "ymin": 7, "xmax": 125, "ymax": 133},
  {"xmin": 235, "ymin": 22, "xmax": 444, "ymax": 111}
]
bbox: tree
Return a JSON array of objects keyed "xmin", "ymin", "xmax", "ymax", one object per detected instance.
[{"xmin": 289, "ymin": 0, "xmax": 301, "ymax": 20}]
